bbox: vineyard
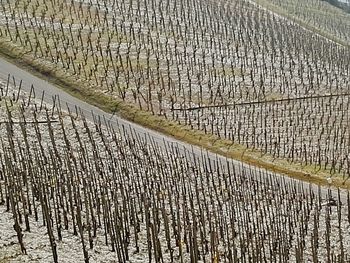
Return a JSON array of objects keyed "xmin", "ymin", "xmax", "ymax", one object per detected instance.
[
  {"xmin": 1, "ymin": 75, "xmax": 350, "ymax": 262},
  {"xmin": 1, "ymin": 0, "xmax": 350, "ymax": 262},
  {"xmin": 0, "ymin": 0, "xmax": 349, "ymax": 180},
  {"xmin": 253, "ymin": 0, "xmax": 350, "ymax": 45}
]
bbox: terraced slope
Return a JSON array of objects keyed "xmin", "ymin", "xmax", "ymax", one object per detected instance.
[
  {"xmin": 0, "ymin": 74, "xmax": 350, "ymax": 263},
  {"xmin": 0, "ymin": 0, "xmax": 349, "ymax": 183}
]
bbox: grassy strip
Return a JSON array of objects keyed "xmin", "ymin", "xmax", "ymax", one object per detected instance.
[{"xmin": 0, "ymin": 39, "xmax": 349, "ymax": 189}]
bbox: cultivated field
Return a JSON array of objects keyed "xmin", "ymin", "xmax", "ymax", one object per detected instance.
[
  {"xmin": 0, "ymin": 0, "xmax": 349, "ymax": 179},
  {"xmin": 252, "ymin": 0, "xmax": 350, "ymax": 45},
  {"xmin": 1, "ymin": 75, "xmax": 350, "ymax": 262}
]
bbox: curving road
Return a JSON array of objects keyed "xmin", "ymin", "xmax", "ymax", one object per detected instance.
[{"xmin": 0, "ymin": 56, "xmax": 343, "ymax": 200}]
